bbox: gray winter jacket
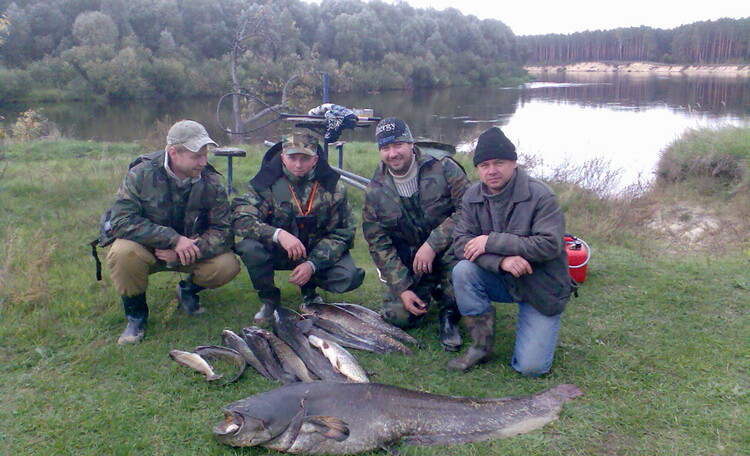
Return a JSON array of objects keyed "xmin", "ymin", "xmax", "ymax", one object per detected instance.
[{"xmin": 453, "ymin": 167, "xmax": 571, "ymax": 316}]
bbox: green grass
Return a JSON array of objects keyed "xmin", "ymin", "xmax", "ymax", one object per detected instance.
[{"xmin": 0, "ymin": 136, "xmax": 748, "ymax": 456}]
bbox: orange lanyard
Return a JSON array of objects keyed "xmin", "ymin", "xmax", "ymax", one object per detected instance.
[{"xmin": 287, "ymin": 180, "xmax": 318, "ymax": 216}]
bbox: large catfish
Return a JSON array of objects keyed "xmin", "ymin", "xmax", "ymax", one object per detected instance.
[{"xmin": 213, "ymin": 381, "xmax": 583, "ymax": 455}]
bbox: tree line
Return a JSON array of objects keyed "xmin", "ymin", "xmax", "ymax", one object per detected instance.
[
  {"xmin": 521, "ymin": 18, "xmax": 750, "ymax": 64},
  {"xmin": 0, "ymin": 0, "xmax": 523, "ymax": 102}
]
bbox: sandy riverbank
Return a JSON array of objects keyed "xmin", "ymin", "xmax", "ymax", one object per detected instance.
[{"xmin": 525, "ymin": 61, "xmax": 750, "ymax": 76}]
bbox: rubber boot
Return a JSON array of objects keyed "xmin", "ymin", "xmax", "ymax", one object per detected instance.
[
  {"xmin": 118, "ymin": 293, "xmax": 148, "ymax": 345},
  {"xmin": 438, "ymin": 304, "xmax": 463, "ymax": 352},
  {"xmin": 254, "ymin": 298, "xmax": 279, "ymax": 325},
  {"xmin": 301, "ymin": 284, "xmax": 324, "ymax": 305},
  {"xmin": 446, "ymin": 311, "xmax": 495, "ymax": 371},
  {"xmin": 176, "ymin": 277, "xmax": 206, "ymax": 315}
]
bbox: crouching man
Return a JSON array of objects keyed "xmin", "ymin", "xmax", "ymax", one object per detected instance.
[
  {"xmin": 106, "ymin": 120, "xmax": 240, "ymax": 345},
  {"xmin": 448, "ymin": 127, "xmax": 571, "ymax": 375},
  {"xmin": 232, "ymin": 132, "xmax": 364, "ymax": 323},
  {"xmin": 362, "ymin": 117, "xmax": 470, "ymax": 351}
]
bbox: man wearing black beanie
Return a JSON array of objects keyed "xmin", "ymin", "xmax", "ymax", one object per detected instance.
[
  {"xmin": 363, "ymin": 117, "xmax": 471, "ymax": 352},
  {"xmin": 447, "ymin": 127, "xmax": 572, "ymax": 376}
]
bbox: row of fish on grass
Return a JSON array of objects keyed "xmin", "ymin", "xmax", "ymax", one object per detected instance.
[{"xmin": 169, "ymin": 302, "xmax": 423, "ymax": 384}]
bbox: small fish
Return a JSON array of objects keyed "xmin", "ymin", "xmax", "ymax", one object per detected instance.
[
  {"xmin": 301, "ymin": 302, "xmax": 413, "ymax": 355},
  {"xmin": 169, "ymin": 349, "xmax": 222, "ymax": 381},
  {"xmin": 308, "ymin": 334, "xmax": 369, "ymax": 383},
  {"xmin": 194, "ymin": 345, "xmax": 247, "ymax": 383},
  {"xmin": 298, "ymin": 316, "xmax": 389, "ymax": 354},
  {"xmin": 330, "ymin": 302, "xmax": 424, "ymax": 348},
  {"xmin": 241, "ymin": 327, "xmax": 297, "ymax": 384},
  {"xmin": 272, "ymin": 308, "xmax": 348, "ymax": 381},
  {"xmin": 222, "ymin": 329, "xmax": 273, "ymax": 380},
  {"xmin": 253, "ymin": 327, "xmax": 317, "ymax": 383}
]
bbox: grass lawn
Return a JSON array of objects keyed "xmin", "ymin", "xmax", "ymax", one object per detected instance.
[{"xmin": 0, "ymin": 137, "xmax": 747, "ymax": 455}]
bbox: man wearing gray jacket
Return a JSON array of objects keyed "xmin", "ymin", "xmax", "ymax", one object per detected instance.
[{"xmin": 448, "ymin": 127, "xmax": 571, "ymax": 376}]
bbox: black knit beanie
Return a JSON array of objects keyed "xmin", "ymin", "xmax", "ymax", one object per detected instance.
[
  {"xmin": 375, "ymin": 117, "xmax": 414, "ymax": 148},
  {"xmin": 473, "ymin": 127, "xmax": 517, "ymax": 166}
]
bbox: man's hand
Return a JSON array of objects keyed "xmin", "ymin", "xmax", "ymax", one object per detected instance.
[
  {"xmin": 464, "ymin": 235, "xmax": 489, "ymax": 262},
  {"xmin": 278, "ymin": 230, "xmax": 307, "ymax": 261},
  {"xmin": 155, "ymin": 248, "xmax": 178, "ymax": 264},
  {"xmin": 412, "ymin": 242, "xmax": 436, "ymax": 274},
  {"xmin": 289, "ymin": 262, "xmax": 314, "ymax": 286},
  {"xmin": 400, "ymin": 290, "xmax": 428, "ymax": 316},
  {"xmin": 500, "ymin": 255, "xmax": 533, "ymax": 277},
  {"xmin": 174, "ymin": 236, "xmax": 201, "ymax": 265}
]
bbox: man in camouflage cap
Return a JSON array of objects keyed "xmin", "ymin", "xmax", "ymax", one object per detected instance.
[
  {"xmin": 106, "ymin": 120, "xmax": 241, "ymax": 345},
  {"xmin": 362, "ymin": 117, "xmax": 471, "ymax": 351},
  {"xmin": 232, "ymin": 132, "xmax": 365, "ymax": 323}
]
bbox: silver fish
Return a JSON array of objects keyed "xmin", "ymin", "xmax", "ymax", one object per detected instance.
[
  {"xmin": 194, "ymin": 345, "xmax": 247, "ymax": 383},
  {"xmin": 307, "ymin": 334, "xmax": 369, "ymax": 383},
  {"xmin": 221, "ymin": 329, "xmax": 273, "ymax": 380},
  {"xmin": 253, "ymin": 327, "xmax": 317, "ymax": 383},
  {"xmin": 329, "ymin": 302, "xmax": 424, "ymax": 348},
  {"xmin": 214, "ymin": 381, "xmax": 584, "ymax": 454},
  {"xmin": 168, "ymin": 349, "xmax": 222, "ymax": 381}
]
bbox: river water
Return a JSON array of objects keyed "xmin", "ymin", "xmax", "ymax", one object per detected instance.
[{"xmin": 2, "ymin": 72, "xmax": 749, "ymax": 190}]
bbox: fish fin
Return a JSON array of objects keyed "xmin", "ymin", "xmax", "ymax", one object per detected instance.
[{"xmin": 303, "ymin": 416, "xmax": 350, "ymax": 441}]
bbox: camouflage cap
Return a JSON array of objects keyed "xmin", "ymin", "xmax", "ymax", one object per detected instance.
[
  {"xmin": 282, "ymin": 132, "xmax": 319, "ymax": 156},
  {"xmin": 166, "ymin": 120, "xmax": 218, "ymax": 152}
]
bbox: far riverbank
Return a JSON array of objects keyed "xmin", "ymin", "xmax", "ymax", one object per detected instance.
[{"xmin": 525, "ymin": 61, "xmax": 750, "ymax": 76}]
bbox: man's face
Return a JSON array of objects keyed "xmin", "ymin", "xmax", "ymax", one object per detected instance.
[
  {"xmin": 168, "ymin": 145, "xmax": 208, "ymax": 179},
  {"xmin": 477, "ymin": 158, "xmax": 517, "ymax": 194},
  {"xmin": 379, "ymin": 141, "xmax": 414, "ymax": 176},
  {"xmin": 281, "ymin": 152, "xmax": 318, "ymax": 177}
]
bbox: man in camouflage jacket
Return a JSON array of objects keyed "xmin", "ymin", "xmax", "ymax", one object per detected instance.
[
  {"xmin": 362, "ymin": 117, "xmax": 471, "ymax": 351},
  {"xmin": 106, "ymin": 120, "xmax": 240, "ymax": 345},
  {"xmin": 232, "ymin": 132, "xmax": 364, "ymax": 323}
]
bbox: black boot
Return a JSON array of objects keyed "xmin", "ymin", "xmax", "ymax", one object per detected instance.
[
  {"xmin": 118, "ymin": 293, "xmax": 148, "ymax": 345},
  {"xmin": 438, "ymin": 305, "xmax": 463, "ymax": 352},
  {"xmin": 176, "ymin": 278, "xmax": 206, "ymax": 315},
  {"xmin": 301, "ymin": 284, "xmax": 324, "ymax": 305},
  {"xmin": 446, "ymin": 311, "xmax": 495, "ymax": 371},
  {"xmin": 254, "ymin": 298, "xmax": 279, "ymax": 325}
]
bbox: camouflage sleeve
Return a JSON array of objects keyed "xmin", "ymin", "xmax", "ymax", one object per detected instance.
[
  {"xmin": 109, "ymin": 167, "xmax": 180, "ymax": 249},
  {"xmin": 362, "ymin": 189, "xmax": 413, "ymax": 296},
  {"xmin": 425, "ymin": 158, "xmax": 471, "ymax": 254},
  {"xmin": 231, "ymin": 184, "xmax": 277, "ymax": 241},
  {"xmin": 307, "ymin": 182, "xmax": 356, "ymax": 271},
  {"xmin": 195, "ymin": 180, "xmax": 234, "ymax": 258}
]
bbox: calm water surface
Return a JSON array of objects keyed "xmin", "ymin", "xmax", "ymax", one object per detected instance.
[{"xmin": 3, "ymin": 73, "xmax": 749, "ymax": 190}]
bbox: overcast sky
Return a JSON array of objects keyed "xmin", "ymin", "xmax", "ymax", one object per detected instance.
[{"xmin": 358, "ymin": 0, "xmax": 750, "ymax": 36}]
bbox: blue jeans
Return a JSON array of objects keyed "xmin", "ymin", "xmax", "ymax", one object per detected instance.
[{"xmin": 452, "ymin": 260, "xmax": 562, "ymax": 377}]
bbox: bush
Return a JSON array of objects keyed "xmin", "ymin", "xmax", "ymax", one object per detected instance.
[
  {"xmin": 9, "ymin": 109, "xmax": 61, "ymax": 141},
  {"xmin": 656, "ymin": 126, "xmax": 750, "ymax": 192}
]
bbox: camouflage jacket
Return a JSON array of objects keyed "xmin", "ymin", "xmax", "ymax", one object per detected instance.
[
  {"xmin": 362, "ymin": 148, "xmax": 470, "ymax": 295},
  {"xmin": 108, "ymin": 150, "xmax": 234, "ymax": 259},
  {"xmin": 231, "ymin": 142, "xmax": 355, "ymax": 271}
]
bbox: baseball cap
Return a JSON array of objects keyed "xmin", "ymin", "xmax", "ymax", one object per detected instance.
[
  {"xmin": 282, "ymin": 132, "xmax": 318, "ymax": 156},
  {"xmin": 166, "ymin": 120, "xmax": 218, "ymax": 152}
]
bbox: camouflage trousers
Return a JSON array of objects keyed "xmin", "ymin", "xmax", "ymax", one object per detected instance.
[
  {"xmin": 236, "ymin": 238, "xmax": 365, "ymax": 305},
  {"xmin": 379, "ymin": 248, "xmax": 459, "ymax": 329},
  {"xmin": 106, "ymin": 238, "xmax": 241, "ymax": 297}
]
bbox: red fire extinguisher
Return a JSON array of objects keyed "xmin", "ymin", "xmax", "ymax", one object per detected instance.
[{"xmin": 565, "ymin": 233, "xmax": 590, "ymax": 284}]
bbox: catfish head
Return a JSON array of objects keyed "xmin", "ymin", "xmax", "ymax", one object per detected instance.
[{"xmin": 213, "ymin": 410, "xmax": 274, "ymax": 447}]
